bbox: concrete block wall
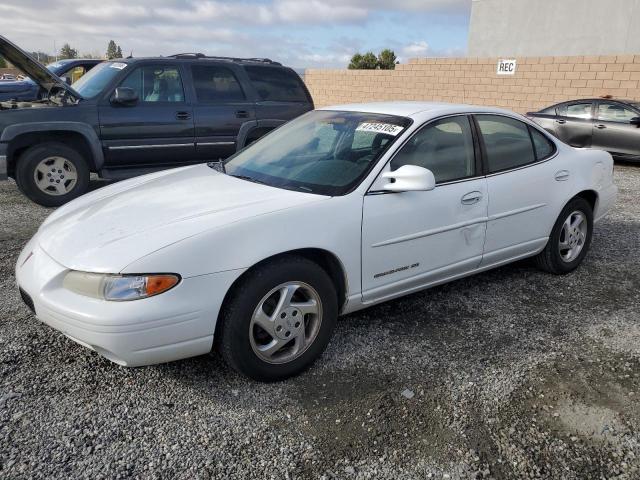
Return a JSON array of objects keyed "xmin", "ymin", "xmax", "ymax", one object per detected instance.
[{"xmin": 304, "ymin": 55, "xmax": 640, "ymax": 113}]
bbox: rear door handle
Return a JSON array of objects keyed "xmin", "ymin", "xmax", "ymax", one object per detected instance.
[
  {"xmin": 236, "ymin": 110, "xmax": 250, "ymax": 118},
  {"xmin": 555, "ymin": 119, "xmax": 566, "ymax": 124},
  {"xmin": 555, "ymin": 170, "xmax": 570, "ymax": 182},
  {"xmin": 461, "ymin": 191, "xmax": 483, "ymax": 205},
  {"xmin": 595, "ymin": 124, "xmax": 607, "ymax": 129},
  {"xmin": 176, "ymin": 111, "xmax": 191, "ymax": 120}
]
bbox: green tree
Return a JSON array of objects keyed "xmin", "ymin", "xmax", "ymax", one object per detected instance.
[
  {"xmin": 59, "ymin": 43, "xmax": 78, "ymax": 60},
  {"xmin": 0, "ymin": 56, "xmax": 6, "ymax": 68},
  {"xmin": 106, "ymin": 40, "xmax": 123, "ymax": 59},
  {"xmin": 348, "ymin": 51, "xmax": 378, "ymax": 70},
  {"xmin": 377, "ymin": 49, "xmax": 397, "ymax": 70}
]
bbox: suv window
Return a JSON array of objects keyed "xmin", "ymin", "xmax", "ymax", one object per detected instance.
[
  {"xmin": 192, "ymin": 65, "xmax": 245, "ymax": 103},
  {"xmin": 120, "ymin": 65, "xmax": 185, "ymax": 102},
  {"xmin": 565, "ymin": 103, "xmax": 593, "ymax": 119},
  {"xmin": 390, "ymin": 116, "xmax": 476, "ymax": 183},
  {"xmin": 597, "ymin": 102, "xmax": 638, "ymax": 123},
  {"xmin": 476, "ymin": 115, "xmax": 535, "ymax": 173},
  {"xmin": 244, "ymin": 66, "xmax": 308, "ymax": 102}
]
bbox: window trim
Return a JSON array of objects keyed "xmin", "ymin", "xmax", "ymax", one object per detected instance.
[
  {"xmin": 385, "ymin": 114, "xmax": 481, "ymax": 186},
  {"xmin": 594, "ymin": 100, "xmax": 640, "ymax": 124},
  {"xmin": 116, "ymin": 63, "xmax": 187, "ymax": 105},
  {"xmin": 472, "ymin": 113, "xmax": 558, "ymax": 177},
  {"xmin": 190, "ymin": 64, "xmax": 248, "ymax": 104}
]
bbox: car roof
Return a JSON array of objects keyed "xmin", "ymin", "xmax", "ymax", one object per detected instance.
[
  {"xmin": 318, "ymin": 101, "xmax": 520, "ymax": 119},
  {"xmin": 110, "ymin": 56, "xmax": 284, "ymax": 67}
]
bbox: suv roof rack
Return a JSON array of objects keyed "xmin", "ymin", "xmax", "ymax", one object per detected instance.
[{"xmin": 167, "ymin": 53, "xmax": 281, "ymax": 65}]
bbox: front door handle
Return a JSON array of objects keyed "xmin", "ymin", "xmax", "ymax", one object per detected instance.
[
  {"xmin": 555, "ymin": 119, "xmax": 566, "ymax": 124},
  {"xmin": 236, "ymin": 110, "xmax": 250, "ymax": 118},
  {"xmin": 176, "ymin": 111, "xmax": 191, "ymax": 120},
  {"xmin": 461, "ymin": 191, "xmax": 483, "ymax": 205},
  {"xmin": 555, "ymin": 170, "xmax": 570, "ymax": 182},
  {"xmin": 595, "ymin": 124, "xmax": 607, "ymax": 129}
]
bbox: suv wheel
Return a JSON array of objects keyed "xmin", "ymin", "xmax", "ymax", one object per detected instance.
[
  {"xmin": 535, "ymin": 197, "xmax": 593, "ymax": 274},
  {"xmin": 15, "ymin": 142, "xmax": 90, "ymax": 207},
  {"xmin": 217, "ymin": 256, "xmax": 338, "ymax": 381}
]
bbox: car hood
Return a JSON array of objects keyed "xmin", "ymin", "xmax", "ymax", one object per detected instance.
[
  {"xmin": 0, "ymin": 79, "xmax": 35, "ymax": 93},
  {"xmin": 36, "ymin": 165, "xmax": 327, "ymax": 273},
  {"xmin": 0, "ymin": 35, "xmax": 80, "ymax": 99}
]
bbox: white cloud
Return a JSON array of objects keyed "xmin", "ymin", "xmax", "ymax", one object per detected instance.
[{"xmin": 402, "ymin": 41, "xmax": 430, "ymax": 57}]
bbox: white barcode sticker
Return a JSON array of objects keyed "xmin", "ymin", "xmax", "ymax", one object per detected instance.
[{"xmin": 356, "ymin": 122, "xmax": 403, "ymax": 136}]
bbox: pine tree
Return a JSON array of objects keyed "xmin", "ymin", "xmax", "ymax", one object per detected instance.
[{"xmin": 59, "ymin": 43, "xmax": 78, "ymax": 60}]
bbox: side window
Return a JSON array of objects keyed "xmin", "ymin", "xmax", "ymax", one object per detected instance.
[
  {"xmin": 191, "ymin": 65, "xmax": 245, "ymax": 103},
  {"xmin": 476, "ymin": 115, "xmax": 535, "ymax": 173},
  {"xmin": 244, "ymin": 66, "xmax": 308, "ymax": 102},
  {"xmin": 597, "ymin": 103, "xmax": 638, "ymax": 123},
  {"xmin": 565, "ymin": 103, "xmax": 593, "ymax": 119},
  {"xmin": 63, "ymin": 66, "xmax": 86, "ymax": 83},
  {"xmin": 529, "ymin": 127, "xmax": 556, "ymax": 160},
  {"xmin": 119, "ymin": 65, "xmax": 185, "ymax": 103},
  {"xmin": 390, "ymin": 116, "xmax": 475, "ymax": 183}
]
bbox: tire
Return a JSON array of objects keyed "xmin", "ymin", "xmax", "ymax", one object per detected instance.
[
  {"xmin": 15, "ymin": 142, "xmax": 90, "ymax": 207},
  {"xmin": 534, "ymin": 197, "xmax": 593, "ymax": 275},
  {"xmin": 216, "ymin": 256, "xmax": 338, "ymax": 382}
]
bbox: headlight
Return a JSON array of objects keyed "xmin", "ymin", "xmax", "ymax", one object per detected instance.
[{"xmin": 63, "ymin": 271, "xmax": 180, "ymax": 301}]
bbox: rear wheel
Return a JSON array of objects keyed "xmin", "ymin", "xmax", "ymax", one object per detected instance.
[
  {"xmin": 535, "ymin": 197, "xmax": 593, "ymax": 274},
  {"xmin": 217, "ymin": 256, "xmax": 338, "ymax": 381},
  {"xmin": 15, "ymin": 142, "xmax": 90, "ymax": 207}
]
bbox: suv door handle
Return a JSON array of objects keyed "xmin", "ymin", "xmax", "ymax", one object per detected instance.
[
  {"xmin": 595, "ymin": 124, "xmax": 607, "ymax": 129},
  {"xmin": 236, "ymin": 110, "xmax": 250, "ymax": 118},
  {"xmin": 555, "ymin": 119, "xmax": 566, "ymax": 124},
  {"xmin": 461, "ymin": 191, "xmax": 483, "ymax": 205},
  {"xmin": 176, "ymin": 111, "xmax": 191, "ymax": 120}
]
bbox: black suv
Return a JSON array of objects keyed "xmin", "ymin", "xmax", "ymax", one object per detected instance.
[{"xmin": 0, "ymin": 36, "xmax": 313, "ymax": 206}]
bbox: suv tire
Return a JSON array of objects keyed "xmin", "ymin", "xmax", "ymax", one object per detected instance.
[
  {"xmin": 217, "ymin": 256, "xmax": 338, "ymax": 382},
  {"xmin": 15, "ymin": 142, "xmax": 90, "ymax": 207}
]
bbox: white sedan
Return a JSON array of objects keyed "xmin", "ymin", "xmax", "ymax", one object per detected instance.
[{"xmin": 16, "ymin": 102, "xmax": 617, "ymax": 381}]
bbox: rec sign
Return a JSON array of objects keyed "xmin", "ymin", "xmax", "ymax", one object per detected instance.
[{"xmin": 497, "ymin": 59, "xmax": 517, "ymax": 75}]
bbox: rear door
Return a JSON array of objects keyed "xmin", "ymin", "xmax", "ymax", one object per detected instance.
[
  {"xmin": 243, "ymin": 65, "xmax": 313, "ymax": 132},
  {"xmin": 592, "ymin": 101, "xmax": 640, "ymax": 156},
  {"xmin": 99, "ymin": 63, "xmax": 195, "ymax": 168},
  {"xmin": 554, "ymin": 101, "xmax": 595, "ymax": 147},
  {"xmin": 476, "ymin": 114, "xmax": 562, "ymax": 266},
  {"xmin": 188, "ymin": 62, "xmax": 257, "ymax": 161}
]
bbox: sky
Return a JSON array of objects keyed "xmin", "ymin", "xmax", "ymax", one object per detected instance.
[{"xmin": 0, "ymin": 0, "xmax": 472, "ymax": 68}]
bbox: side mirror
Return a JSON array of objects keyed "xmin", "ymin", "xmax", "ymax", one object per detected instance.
[
  {"xmin": 382, "ymin": 165, "xmax": 436, "ymax": 192},
  {"xmin": 111, "ymin": 87, "xmax": 138, "ymax": 106},
  {"xmin": 630, "ymin": 117, "xmax": 640, "ymax": 127}
]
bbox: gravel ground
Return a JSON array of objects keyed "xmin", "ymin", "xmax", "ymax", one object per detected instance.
[{"xmin": 1, "ymin": 165, "xmax": 639, "ymax": 479}]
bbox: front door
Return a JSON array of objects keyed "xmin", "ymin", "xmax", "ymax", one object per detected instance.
[
  {"xmin": 99, "ymin": 64, "xmax": 195, "ymax": 168},
  {"xmin": 189, "ymin": 64, "xmax": 256, "ymax": 161},
  {"xmin": 362, "ymin": 115, "xmax": 487, "ymax": 303},
  {"xmin": 592, "ymin": 101, "xmax": 640, "ymax": 156}
]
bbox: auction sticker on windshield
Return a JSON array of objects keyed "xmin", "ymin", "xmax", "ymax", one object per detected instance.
[
  {"xmin": 356, "ymin": 122, "xmax": 403, "ymax": 136},
  {"xmin": 110, "ymin": 63, "xmax": 127, "ymax": 70}
]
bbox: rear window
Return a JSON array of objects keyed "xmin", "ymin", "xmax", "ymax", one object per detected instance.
[{"xmin": 244, "ymin": 66, "xmax": 308, "ymax": 102}]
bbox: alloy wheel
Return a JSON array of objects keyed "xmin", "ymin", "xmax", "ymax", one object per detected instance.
[
  {"xmin": 249, "ymin": 282, "xmax": 323, "ymax": 364},
  {"xmin": 558, "ymin": 210, "xmax": 588, "ymax": 262},
  {"xmin": 33, "ymin": 156, "xmax": 78, "ymax": 196}
]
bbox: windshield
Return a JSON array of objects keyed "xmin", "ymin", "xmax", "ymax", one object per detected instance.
[
  {"xmin": 71, "ymin": 62, "xmax": 126, "ymax": 99},
  {"xmin": 224, "ymin": 110, "xmax": 411, "ymax": 196}
]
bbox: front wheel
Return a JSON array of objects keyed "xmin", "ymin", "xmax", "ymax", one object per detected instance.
[
  {"xmin": 535, "ymin": 197, "xmax": 593, "ymax": 274},
  {"xmin": 216, "ymin": 256, "xmax": 338, "ymax": 381},
  {"xmin": 15, "ymin": 142, "xmax": 90, "ymax": 207}
]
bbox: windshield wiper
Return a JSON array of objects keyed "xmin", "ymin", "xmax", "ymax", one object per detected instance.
[{"xmin": 229, "ymin": 174, "xmax": 269, "ymax": 186}]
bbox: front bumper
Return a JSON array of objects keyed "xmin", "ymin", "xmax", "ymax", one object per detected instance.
[
  {"xmin": 0, "ymin": 142, "xmax": 7, "ymax": 181},
  {"xmin": 15, "ymin": 238, "xmax": 242, "ymax": 367}
]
